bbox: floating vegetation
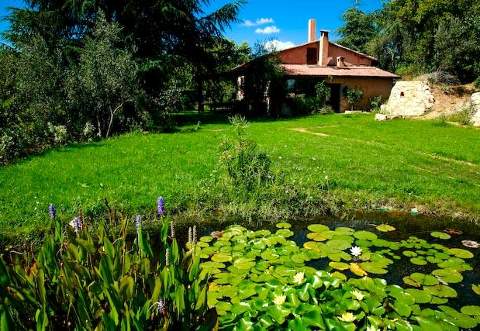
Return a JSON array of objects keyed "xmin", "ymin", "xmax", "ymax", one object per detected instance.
[
  {"xmin": 194, "ymin": 222, "xmax": 479, "ymax": 330},
  {"xmin": 462, "ymin": 240, "xmax": 480, "ymax": 248}
]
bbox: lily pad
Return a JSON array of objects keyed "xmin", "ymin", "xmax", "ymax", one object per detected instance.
[
  {"xmin": 432, "ymin": 269, "xmax": 463, "ymax": 284},
  {"xmin": 402, "ymin": 250, "xmax": 417, "ymax": 257},
  {"xmin": 329, "ymin": 261, "xmax": 350, "ymax": 271},
  {"xmin": 349, "ymin": 263, "xmax": 368, "ymax": 277},
  {"xmin": 376, "ymin": 224, "xmax": 396, "ymax": 232},
  {"xmin": 306, "ymin": 232, "xmax": 330, "ymax": 242},
  {"xmin": 211, "ymin": 253, "xmax": 232, "ymax": 263},
  {"xmin": 473, "ymin": 284, "xmax": 480, "ymax": 296},
  {"xmin": 423, "ymin": 285, "xmax": 457, "ymax": 298},
  {"xmin": 430, "ymin": 231, "xmax": 451, "ymax": 240},
  {"xmin": 404, "ymin": 273, "xmax": 439, "ymax": 287},
  {"xmin": 307, "ymin": 224, "xmax": 330, "ymax": 233},
  {"xmin": 461, "ymin": 306, "xmax": 480, "ymax": 316},
  {"xmin": 410, "ymin": 257, "xmax": 427, "ymax": 266},
  {"xmin": 447, "ymin": 248, "xmax": 474, "ymax": 259},
  {"xmin": 354, "ymin": 231, "xmax": 378, "ymax": 241},
  {"xmin": 326, "ymin": 239, "xmax": 352, "ymax": 251},
  {"xmin": 405, "ymin": 289, "xmax": 432, "ymax": 304},
  {"xmin": 276, "ymin": 222, "xmax": 292, "ymax": 229},
  {"xmin": 233, "ymin": 258, "xmax": 256, "ymax": 270}
]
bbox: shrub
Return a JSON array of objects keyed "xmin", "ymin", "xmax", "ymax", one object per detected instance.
[
  {"xmin": 474, "ymin": 77, "xmax": 480, "ymax": 90},
  {"xmin": 427, "ymin": 71, "xmax": 461, "ymax": 85},
  {"xmin": 0, "ymin": 216, "xmax": 213, "ymax": 329},
  {"xmin": 345, "ymin": 87, "xmax": 364, "ymax": 111},
  {"xmin": 219, "ymin": 115, "xmax": 273, "ymax": 194},
  {"xmin": 447, "ymin": 106, "xmax": 473, "ymax": 125},
  {"xmin": 369, "ymin": 96, "xmax": 383, "ymax": 112},
  {"xmin": 314, "ymin": 81, "xmax": 331, "ymax": 110},
  {"xmin": 48, "ymin": 123, "xmax": 68, "ymax": 145}
]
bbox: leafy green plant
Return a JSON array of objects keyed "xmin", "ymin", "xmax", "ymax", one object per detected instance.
[
  {"xmin": 369, "ymin": 96, "xmax": 383, "ymax": 112},
  {"xmin": 314, "ymin": 81, "xmax": 331, "ymax": 110},
  {"xmin": 474, "ymin": 77, "xmax": 480, "ymax": 90},
  {"xmin": 0, "ymin": 215, "xmax": 214, "ymax": 330},
  {"xmin": 219, "ymin": 115, "xmax": 273, "ymax": 194},
  {"xmin": 345, "ymin": 87, "xmax": 364, "ymax": 111}
]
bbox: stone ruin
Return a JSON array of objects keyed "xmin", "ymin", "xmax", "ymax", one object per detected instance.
[{"xmin": 380, "ymin": 81, "xmax": 435, "ymax": 118}]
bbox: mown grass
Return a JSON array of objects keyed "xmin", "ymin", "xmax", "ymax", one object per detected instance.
[{"xmin": 1, "ymin": 113, "xmax": 479, "ymax": 237}]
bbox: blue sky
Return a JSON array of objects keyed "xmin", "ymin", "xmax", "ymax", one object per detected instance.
[{"xmin": 1, "ymin": 0, "xmax": 383, "ymax": 48}]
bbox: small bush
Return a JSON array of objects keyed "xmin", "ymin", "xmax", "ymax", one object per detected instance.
[
  {"xmin": 369, "ymin": 96, "xmax": 383, "ymax": 112},
  {"xmin": 427, "ymin": 71, "xmax": 461, "ymax": 85},
  {"xmin": 219, "ymin": 116, "xmax": 273, "ymax": 194},
  {"xmin": 447, "ymin": 106, "xmax": 473, "ymax": 125},
  {"xmin": 345, "ymin": 87, "xmax": 364, "ymax": 111},
  {"xmin": 474, "ymin": 77, "xmax": 480, "ymax": 90},
  {"xmin": 314, "ymin": 81, "xmax": 331, "ymax": 109}
]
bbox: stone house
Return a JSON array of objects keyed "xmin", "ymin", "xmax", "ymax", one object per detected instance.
[{"xmin": 235, "ymin": 19, "xmax": 399, "ymax": 113}]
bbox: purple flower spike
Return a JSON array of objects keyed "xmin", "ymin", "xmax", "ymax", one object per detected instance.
[
  {"xmin": 157, "ymin": 197, "xmax": 165, "ymax": 218},
  {"xmin": 69, "ymin": 217, "xmax": 82, "ymax": 233},
  {"xmin": 48, "ymin": 204, "xmax": 56, "ymax": 220}
]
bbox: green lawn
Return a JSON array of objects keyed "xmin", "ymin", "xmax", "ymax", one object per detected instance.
[{"xmin": 1, "ymin": 113, "xmax": 480, "ymax": 237}]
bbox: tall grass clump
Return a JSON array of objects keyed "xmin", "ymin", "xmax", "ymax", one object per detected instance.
[{"xmin": 0, "ymin": 210, "xmax": 214, "ymax": 330}]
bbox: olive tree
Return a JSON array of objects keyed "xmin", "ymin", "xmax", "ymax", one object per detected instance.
[{"xmin": 66, "ymin": 13, "xmax": 138, "ymax": 138}]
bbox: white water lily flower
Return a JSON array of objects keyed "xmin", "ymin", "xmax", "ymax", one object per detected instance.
[
  {"xmin": 366, "ymin": 326, "xmax": 379, "ymax": 331},
  {"xmin": 293, "ymin": 272, "xmax": 305, "ymax": 284},
  {"xmin": 350, "ymin": 246, "xmax": 362, "ymax": 257},
  {"xmin": 339, "ymin": 312, "xmax": 356, "ymax": 322},
  {"xmin": 273, "ymin": 294, "xmax": 286, "ymax": 305},
  {"xmin": 352, "ymin": 290, "xmax": 365, "ymax": 301}
]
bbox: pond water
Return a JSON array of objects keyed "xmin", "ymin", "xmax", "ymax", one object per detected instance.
[{"xmin": 172, "ymin": 212, "xmax": 480, "ymax": 330}]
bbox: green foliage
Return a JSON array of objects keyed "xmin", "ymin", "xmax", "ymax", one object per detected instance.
[
  {"xmin": 66, "ymin": 13, "xmax": 139, "ymax": 138},
  {"xmin": 338, "ymin": 0, "xmax": 480, "ymax": 81},
  {"xmin": 314, "ymin": 81, "xmax": 331, "ymax": 110},
  {"xmin": 219, "ymin": 116, "xmax": 273, "ymax": 194},
  {"xmin": 0, "ymin": 218, "xmax": 213, "ymax": 329},
  {"xmin": 196, "ymin": 222, "xmax": 478, "ymax": 330},
  {"xmin": 345, "ymin": 87, "xmax": 364, "ymax": 111},
  {"xmin": 369, "ymin": 96, "xmax": 383, "ymax": 112},
  {"xmin": 474, "ymin": 77, "xmax": 480, "ymax": 90}
]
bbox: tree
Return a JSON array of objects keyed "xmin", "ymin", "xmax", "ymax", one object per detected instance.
[
  {"xmin": 337, "ymin": 8, "xmax": 378, "ymax": 54},
  {"xmin": 66, "ymin": 14, "xmax": 138, "ymax": 138}
]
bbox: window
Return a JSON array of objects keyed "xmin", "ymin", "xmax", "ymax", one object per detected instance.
[{"xmin": 307, "ymin": 48, "xmax": 318, "ymax": 65}]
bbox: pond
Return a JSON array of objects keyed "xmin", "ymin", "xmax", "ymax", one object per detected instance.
[{"xmin": 179, "ymin": 212, "xmax": 480, "ymax": 330}]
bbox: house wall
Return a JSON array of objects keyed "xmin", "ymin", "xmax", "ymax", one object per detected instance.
[
  {"xmin": 278, "ymin": 43, "xmax": 319, "ymax": 64},
  {"xmin": 328, "ymin": 76, "xmax": 394, "ymax": 111},
  {"xmin": 278, "ymin": 42, "xmax": 374, "ymax": 66},
  {"xmin": 328, "ymin": 44, "xmax": 373, "ymax": 66}
]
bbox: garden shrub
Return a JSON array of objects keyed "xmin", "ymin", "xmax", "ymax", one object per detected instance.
[
  {"xmin": 219, "ymin": 115, "xmax": 273, "ymax": 194},
  {"xmin": 0, "ymin": 215, "xmax": 213, "ymax": 329},
  {"xmin": 345, "ymin": 87, "xmax": 364, "ymax": 111},
  {"xmin": 314, "ymin": 81, "xmax": 331, "ymax": 110},
  {"xmin": 369, "ymin": 96, "xmax": 383, "ymax": 112},
  {"xmin": 474, "ymin": 77, "xmax": 480, "ymax": 90}
]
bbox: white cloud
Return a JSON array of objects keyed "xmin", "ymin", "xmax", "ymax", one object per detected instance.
[
  {"xmin": 255, "ymin": 25, "xmax": 280, "ymax": 34},
  {"xmin": 264, "ymin": 40, "xmax": 295, "ymax": 51},
  {"xmin": 242, "ymin": 18, "xmax": 274, "ymax": 27},
  {"xmin": 256, "ymin": 18, "xmax": 274, "ymax": 25}
]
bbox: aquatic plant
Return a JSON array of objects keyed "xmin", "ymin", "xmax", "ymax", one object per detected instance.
[
  {"xmin": 0, "ymin": 218, "xmax": 213, "ymax": 330},
  {"xmin": 195, "ymin": 222, "xmax": 479, "ymax": 330},
  {"xmin": 48, "ymin": 204, "xmax": 56, "ymax": 220}
]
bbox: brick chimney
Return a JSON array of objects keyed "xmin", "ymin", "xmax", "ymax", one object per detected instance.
[
  {"xmin": 319, "ymin": 30, "xmax": 329, "ymax": 66},
  {"xmin": 308, "ymin": 19, "xmax": 317, "ymax": 43}
]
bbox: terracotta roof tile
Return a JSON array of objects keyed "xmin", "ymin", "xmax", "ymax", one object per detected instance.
[{"xmin": 282, "ymin": 64, "xmax": 399, "ymax": 78}]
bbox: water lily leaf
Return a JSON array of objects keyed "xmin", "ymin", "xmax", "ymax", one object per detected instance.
[
  {"xmin": 326, "ymin": 239, "xmax": 351, "ymax": 251},
  {"xmin": 359, "ymin": 262, "xmax": 388, "ymax": 274},
  {"xmin": 276, "ymin": 229, "xmax": 294, "ymax": 238},
  {"xmin": 376, "ymin": 224, "xmax": 396, "ymax": 232},
  {"xmin": 350, "ymin": 263, "xmax": 368, "ymax": 277},
  {"xmin": 439, "ymin": 306, "xmax": 478, "ymax": 329},
  {"xmin": 447, "ymin": 248, "xmax": 474, "ymax": 259},
  {"xmin": 308, "ymin": 224, "xmax": 330, "ymax": 232},
  {"xmin": 233, "ymin": 258, "xmax": 256, "ymax": 270},
  {"xmin": 393, "ymin": 300, "xmax": 412, "ymax": 317},
  {"xmin": 432, "ymin": 269, "xmax": 463, "ymax": 284},
  {"xmin": 461, "ymin": 306, "xmax": 480, "ymax": 316},
  {"xmin": 331, "ymin": 271, "xmax": 347, "ymax": 281},
  {"xmin": 405, "ymin": 289, "xmax": 431, "ymax": 304},
  {"xmin": 430, "ymin": 296, "xmax": 448, "ymax": 305},
  {"xmin": 276, "ymin": 222, "xmax": 291, "ymax": 229},
  {"xmin": 473, "ymin": 284, "xmax": 480, "ymax": 296},
  {"xmin": 423, "ymin": 285, "xmax": 457, "ymax": 298},
  {"xmin": 353, "ymin": 231, "xmax": 378, "ymax": 241},
  {"xmin": 408, "ymin": 273, "xmax": 439, "ymax": 286},
  {"xmin": 410, "ymin": 257, "xmax": 427, "ymax": 265},
  {"xmin": 329, "ymin": 262, "xmax": 349, "ymax": 271},
  {"xmin": 211, "ymin": 253, "xmax": 232, "ymax": 263},
  {"xmin": 402, "ymin": 250, "xmax": 417, "ymax": 257},
  {"xmin": 430, "ymin": 231, "xmax": 451, "ymax": 240},
  {"xmin": 306, "ymin": 232, "xmax": 330, "ymax": 242},
  {"xmin": 216, "ymin": 301, "xmax": 232, "ymax": 315}
]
